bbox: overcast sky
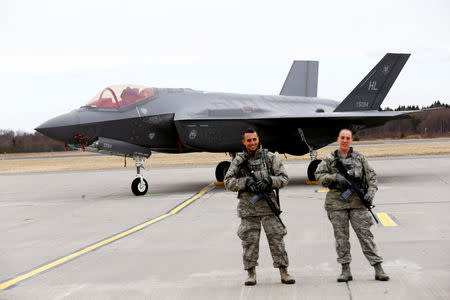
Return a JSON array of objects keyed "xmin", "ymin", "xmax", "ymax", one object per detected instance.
[{"xmin": 1, "ymin": 0, "xmax": 449, "ymax": 132}]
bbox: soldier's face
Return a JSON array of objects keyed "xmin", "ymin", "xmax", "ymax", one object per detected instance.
[
  {"xmin": 337, "ymin": 130, "xmax": 353, "ymax": 152},
  {"xmin": 242, "ymin": 132, "xmax": 259, "ymax": 153}
]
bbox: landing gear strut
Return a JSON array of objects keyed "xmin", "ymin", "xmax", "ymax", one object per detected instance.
[
  {"xmin": 131, "ymin": 156, "xmax": 148, "ymax": 196},
  {"xmin": 298, "ymin": 129, "xmax": 322, "ymax": 181}
]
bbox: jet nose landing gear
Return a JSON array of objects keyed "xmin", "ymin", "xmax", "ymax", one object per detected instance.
[
  {"xmin": 132, "ymin": 178, "xmax": 148, "ymax": 195},
  {"xmin": 132, "ymin": 156, "xmax": 149, "ymax": 196}
]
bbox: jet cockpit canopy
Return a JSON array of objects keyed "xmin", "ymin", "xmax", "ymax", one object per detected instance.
[{"xmin": 84, "ymin": 85, "xmax": 155, "ymax": 108}]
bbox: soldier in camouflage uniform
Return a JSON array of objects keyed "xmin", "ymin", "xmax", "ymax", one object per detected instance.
[
  {"xmin": 315, "ymin": 129, "xmax": 390, "ymax": 282},
  {"xmin": 224, "ymin": 128, "xmax": 295, "ymax": 286}
]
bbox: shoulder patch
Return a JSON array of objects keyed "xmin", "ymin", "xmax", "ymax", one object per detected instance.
[
  {"xmin": 266, "ymin": 151, "xmax": 276, "ymax": 159},
  {"xmin": 234, "ymin": 153, "xmax": 246, "ymax": 164},
  {"xmin": 352, "ymin": 151, "xmax": 365, "ymax": 160},
  {"xmin": 237, "ymin": 152, "xmax": 247, "ymax": 159},
  {"xmin": 324, "ymin": 152, "xmax": 335, "ymax": 161}
]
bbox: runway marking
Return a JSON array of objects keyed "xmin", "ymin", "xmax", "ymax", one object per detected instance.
[
  {"xmin": 0, "ymin": 184, "xmax": 215, "ymax": 290},
  {"xmin": 305, "ymin": 181, "xmax": 318, "ymax": 185},
  {"xmin": 376, "ymin": 212, "xmax": 398, "ymax": 227},
  {"xmin": 290, "ymin": 195, "xmax": 311, "ymax": 199},
  {"xmin": 315, "ymin": 189, "xmax": 329, "ymax": 193},
  {"xmin": 385, "ymin": 211, "xmax": 424, "ymax": 214}
]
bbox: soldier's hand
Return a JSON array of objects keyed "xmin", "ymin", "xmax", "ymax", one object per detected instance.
[
  {"xmin": 245, "ymin": 178, "xmax": 259, "ymax": 193},
  {"xmin": 335, "ymin": 174, "xmax": 348, "ymax": 187},
  {"xmin": 255, "ymin": 177, "xmax": 273, "ymax": 192},
  {"xmin": 364, "ymin": 193, "xmax": 374, "ymax": 206}
]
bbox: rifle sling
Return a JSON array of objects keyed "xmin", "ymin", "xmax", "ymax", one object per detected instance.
[
  {"xmin": 240, "ymin": 158, "xmax": 285, "ymax": 227},
  {"xmin": 334, "ymin": 151, "xmax": 379, "ymax": 223}
]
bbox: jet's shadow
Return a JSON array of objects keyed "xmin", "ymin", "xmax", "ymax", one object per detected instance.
[{"xmin": 150, "ymin": 180, "xmax": 214, "ymax": 195}]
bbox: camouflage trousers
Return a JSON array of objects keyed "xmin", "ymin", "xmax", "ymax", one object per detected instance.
[
  {"xmin": 327, "ymin": 208, "xmax": 383, "ymax": 266},
  {"xmin": 237, "ymin": 215, "xmax": 289, "ymax": 270}
]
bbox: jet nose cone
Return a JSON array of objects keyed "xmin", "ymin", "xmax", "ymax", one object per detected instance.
[{"xmin": 35, "ymin": 112, "xmax": 80, "ymax": 142}]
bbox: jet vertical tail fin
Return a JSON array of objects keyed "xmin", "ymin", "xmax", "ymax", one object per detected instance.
[
  {"xmin": 280, "ymin": 61, "xmax": 318, "ymax": 97},
  {"xmin": 334, "ymin": 53, "xmax": 410, "ymax": 112}
]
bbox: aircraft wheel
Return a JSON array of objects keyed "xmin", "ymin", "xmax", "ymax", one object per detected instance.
[
  {"xmin": 131, "ymin": 178, "xmax": 148, "ymax": 196},
  {"xmin": 307, "ymin": 159, "xmax": 322, "ymax": 181},
  {"xmin": 215, "ymin": 161, "xmax": 231, "ymax": 182}
]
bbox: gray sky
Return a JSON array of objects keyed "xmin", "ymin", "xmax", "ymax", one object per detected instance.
[{"xmin": 1, "ymin": 0, "xmax": 449, "ymax": 132}]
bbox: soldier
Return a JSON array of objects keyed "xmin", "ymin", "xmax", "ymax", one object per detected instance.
[
  {"xmin": 224, "ymin": 128, "xmax": 295, "ymax": 286},
  {"xmin": 315, "ymin": 129, "xmax": 390, "ymax": 282}
]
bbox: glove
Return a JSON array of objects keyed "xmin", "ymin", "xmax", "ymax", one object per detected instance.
[
  {"xmin": 245, "ymin": 178, "xmax": 259, "ymax": 193},
  {"xmin": 335, "ymin": 174, "xmax": 348, "ymax": 187},
  {"xmin": 364, "ymin": 193, "xmax": 374, "ymax": 206},
  {"xmin": 255, "ymin": 177, "xmax": 273, "ymax": 192}
]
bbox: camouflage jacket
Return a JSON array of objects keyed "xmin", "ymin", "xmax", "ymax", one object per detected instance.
[
  {"xmin": 224, "ymin": 148, "xmax": 289, "ymax": 218},
  {"xmin": 315, "ymin": 147, "xmax": 377, "ymax": 211}
]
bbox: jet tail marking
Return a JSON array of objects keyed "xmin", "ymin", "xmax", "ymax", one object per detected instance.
[
  {"xmin": 334, "ymin": 53, "xmax": 410, "ymax": 112},
  {"xmin": 280, "ymin": 61, "xmax": 318, "ymax": 97}
]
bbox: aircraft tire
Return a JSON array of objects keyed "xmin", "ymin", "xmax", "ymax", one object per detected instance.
[
  {"xmin": 307, "ymin": 159, "xmax": 322, "ymax": 181},
  {"xmin": 131, "ymin": 178, "xmax": 148, "ymax": 196},
  {"xmin": 215, "ymin": 161, "xmax": 231, "ymax": 182}
]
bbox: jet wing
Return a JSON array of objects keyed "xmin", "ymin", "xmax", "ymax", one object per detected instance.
[
  {"xmin": 174, "ymin": 110, "xmax": 415, "ymax": 155},
  {"xmin": 271, "ymin": 110, "xmax": 412, "ymax": 121},
  {"xmin": 256, "ymin": 110, "xmax": 413, "ymax": 129},
  {"xmin": 175, "ymin": 110, "xmax": 412, "ymax": 121}
]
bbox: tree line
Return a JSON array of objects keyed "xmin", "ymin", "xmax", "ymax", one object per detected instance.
[
  {"xmin": 381, "ymin": 100, "xmax": 449, "ymax": 111},
  {"xmin": 356, "ymin": 101, "xmax": 449, "ymax": 140},
  {"xmin": 0, "ymin": 130, "xmax": 65, "ymax": 153},
  {"xmin": 1, "ymin": 101, "xmax": 448, "ymax": 153}
]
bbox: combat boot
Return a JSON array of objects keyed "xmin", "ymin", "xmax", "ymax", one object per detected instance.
[
  {"xmin": 374, "ymin": 263, "xmax": 390, "ymax": 281},
  {"xmin": 337, "ymin": 263, "xmax": 353, "ymax": 282},
  {"xmin": 245, "ymin": 267, "xmax": 256, "ymax": 286},
  {"xmin": 279, "ymin": 267, "xmax": 295, "ymax": 284}
]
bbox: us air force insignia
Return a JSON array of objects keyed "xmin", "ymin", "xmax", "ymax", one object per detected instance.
[
  {"xmin": 383, "ymin": 65, "xmax": 390, "ymax": 74},
  {"xmin": 189, "ymin": 129, "xmax": 198, "ymax": 140}
]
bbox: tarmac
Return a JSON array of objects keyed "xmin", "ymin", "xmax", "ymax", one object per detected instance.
[{"xmin": 0, "ymin": 155, "xmax": 449, "ymax": 299}]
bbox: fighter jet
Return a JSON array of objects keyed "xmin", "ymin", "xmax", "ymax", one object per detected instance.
[{"xmin": 36, "ymin": 53, "xmax": 411, "ymax": 195}]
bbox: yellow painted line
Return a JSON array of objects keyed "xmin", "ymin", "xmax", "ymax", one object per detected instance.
[
  {"xmin": 214, "ymin": 181, "xmax": 224, "ymax": 186},
  {"xmin": 0, "ymin": 184, "xmax": 215, "ymax": 290},
  {"xmin": 290, "ymin": 196, "xmax": 310, "ymax": 199},
  {"xmin": 315, "ymin": 189, "xmax": 329, "ymax": 193},
  {"xmin": 376, "ymin": 212, "xmax": 398, "ymax": 227},
  {"xmin": 168, "ymin": 185, "xmax": 214, "ymax": 215},
  {"xmin": 386, "ymin": 212, "xmax": 424, "ymax": 214},
  {"xmin": 306, "ymin": 181, "xmax": 318, "ymax": 185}
]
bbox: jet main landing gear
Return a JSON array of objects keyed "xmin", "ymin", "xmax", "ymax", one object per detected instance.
[
  {"xmin": 298, "ymin": 129, "xmax": 322, "ymax": 181},
  {"xmin": 307, "ymin": 150, "xmax": 322, "ymax": 182},
  {"xmin": 131, "ymin": 156, "xmax": 149, "ymax": 196},
  {"xmin": 215, "ymin": 161, "xmax": 231, "ymax": 182}
]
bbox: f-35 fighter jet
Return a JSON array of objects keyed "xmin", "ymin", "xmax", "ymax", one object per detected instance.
[{"xmin": 36, "ymin": 53, "xmax": 411, "ymax": 195}]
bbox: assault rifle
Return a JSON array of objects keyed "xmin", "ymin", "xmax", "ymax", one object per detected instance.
[
  {"xmin": 334, "ymin": 155, "xmax": 379, "ymax": 223},
  {"xmin": 240, "ymin": 159, "xmax": 285, "ymax": 228}
]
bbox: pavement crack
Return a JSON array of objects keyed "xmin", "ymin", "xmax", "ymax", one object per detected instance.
[{"xmin": 345, "ymin": 282, "xmax": 353, "ymax": 300}]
